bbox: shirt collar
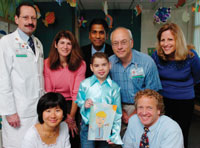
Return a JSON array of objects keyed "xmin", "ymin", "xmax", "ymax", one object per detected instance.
[
  {"xmin": 90, "ymin": 75, "xmax": 112, "ymax": 87},
  {"xmin": 91, "ymin": 44, "xmax": 105, "ymax": 56},
  {"xmin": 17, "ymin": 28, "xmax": 33, "ymax": 42},
  {"xmin": 148, "ymin": 116, "xmax": 161, "ymax": 132},
  {"xmin": 112, "ymin": 49, "xmax": 140, "ymax": 67}
]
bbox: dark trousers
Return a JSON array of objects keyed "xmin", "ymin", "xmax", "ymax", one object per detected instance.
[
  {"xmin": 163, "ymin": 98, "xmax": 194, "ymax": 148},
  {"xmin": 66, "ymin": 100, "xmax": 81, "ymax": 148}
]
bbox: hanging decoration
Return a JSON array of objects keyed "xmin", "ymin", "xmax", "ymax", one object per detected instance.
[
  {"xmin": 56, "ymin": 0, "xmax": 65, "ymax": 6},
  {"xmin": 149, "ymin": 0, "xmax": 156, "ymax": 2},
  {"xmin": 192, "ymin": 0, "xmax": 200, "ymax": 12},
  {"xmin": 66, "ymin": 0, "xmax": 76, "ymax": 7},
  {"xmin": 154, "ymin": 7, "xmax": 171, "ymax": 24},
  {"xmin": 134, "ymin": 4, "xmax": 142, "ymax": 16},
  {"xmin": 33, "ymin": 5, "xmax": 41, "ymax": 19},
  {"xmin": 103, "ymin": 0, "xmax": 108, "ymax": 15},
  {"xmin": 182, "ymin": 10, "xmax": 190, "ymax": 22},
  {"xmin": 78, "ymin": 16, "xmax": 87, "ymax": 28},
  {"xmin": 105, "ymin": 14, "xmax": 113, "ymax": 28},
  {"xmin": 42, "ymin": 12, "xmax": 55, "ymax": 27},
  {"xmin": 175, "ymin": 0, "xmax": 186, "ymax": 8}
]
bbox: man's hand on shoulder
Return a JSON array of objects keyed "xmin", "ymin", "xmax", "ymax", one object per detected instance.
[{"xmin": 6, "ymin": 113, "xmax": 20, "ymax": 128}]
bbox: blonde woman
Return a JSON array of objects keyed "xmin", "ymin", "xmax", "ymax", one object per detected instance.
[{"xmin": 152, "ymin": 23, "xmax": 200, "ymax": 148}]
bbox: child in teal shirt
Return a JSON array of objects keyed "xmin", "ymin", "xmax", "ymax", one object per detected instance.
[{"xmin": 76, "ymin": 52, "xmax": 122, "ymax": 147}]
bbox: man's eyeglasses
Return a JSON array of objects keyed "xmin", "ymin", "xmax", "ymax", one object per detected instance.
[
  {"xmin": 20, "ymin": 16, "xmax": 37, "ymax": 21},
  {"xmin": 112, "ymin": 39, "xmax": 131, "ymax": 47}
]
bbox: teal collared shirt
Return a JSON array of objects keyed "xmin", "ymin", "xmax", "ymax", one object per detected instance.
[{"xmin": 76, "ymin": 75, "xmax": 123, "ymax": 144}]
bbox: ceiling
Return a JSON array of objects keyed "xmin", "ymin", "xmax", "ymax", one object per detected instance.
[{"xmin": 34, "ymin": 0, "xmax": 195, "ymax": 10}]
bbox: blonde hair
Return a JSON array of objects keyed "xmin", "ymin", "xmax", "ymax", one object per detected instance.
[
  {"xmin": 156, "ymin": 23, "xmax": 193, "ymax": 61},
  {"xmin": 96, "ymin": 111, "xmax": 107, "ymax": 118},
  {"xmin": 135, "ymin": 89, "xmax": 165, "ymax": 115}
]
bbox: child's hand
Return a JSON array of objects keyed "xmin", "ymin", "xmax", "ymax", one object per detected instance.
[
  {"xmin": 107, "ymin": 139, "xmax": 114, "ymax": 145},
  {"xmin": 84, "ymin": 99, "xmax": 93, "ymax": 109}
]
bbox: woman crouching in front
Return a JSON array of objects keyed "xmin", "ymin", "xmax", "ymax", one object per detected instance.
[{"xmin": 21, "ymin": 92, "xmax": 71, "ymax": 148}]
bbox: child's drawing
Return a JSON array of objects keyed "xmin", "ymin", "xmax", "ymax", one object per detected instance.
[{"xmin": 88, "ymin": 103, "xmax": 117, "ymax": 141}]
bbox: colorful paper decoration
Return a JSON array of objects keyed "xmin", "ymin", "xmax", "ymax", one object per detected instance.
[
  {"xmin": 175, "ymin": 0, "xmax": 186, "ymax": 8},
  {"xmin": 34, "ymin": 5, "xmax": 41, "ymax": 19},
  {"xmin": 78, "ymin": 16, "xmax": 87, "ymax": 28},
  {"xmin": 154, "ymin": 7, "xmax": 171, "ymax": 24},
  {"xmin": 66, "ymin": 0, "xmax": 76, "ymax": 7},
  {"xmin": 103, "ymin": 0, "xmax": 108, "ymax": 15},
  {"xmin": 56, "ymin": 0, "xmax": 65, "ymax": 6},
  {"xmin": 42, "ymin": 12, "xmax": 55, "ymax": 27},
  {"xmin": 105, "ymin": 14, "xmax": 113, "ymax": 29},
  {"xmin": 192, "ymin": 0, "xmax": 200, "ymax": 12},
  {"xmin": 182, "ymin": 11, "xmax": 190, "ymax": 22},
  {"xmin": 149, "ymin": 0, "xmax": 156, "ymax": 2},
  {"xmin": 134, "ymin": 4, "xmax": 142, "ymax": 16}
]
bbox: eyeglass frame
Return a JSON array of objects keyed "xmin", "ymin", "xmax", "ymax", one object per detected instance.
[{"xmin": 111, "ymin": 39, "xmax": 132, "ymax": 47}]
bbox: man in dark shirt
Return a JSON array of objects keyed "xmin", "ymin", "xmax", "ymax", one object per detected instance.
[{"xmin": 81, "ymin": 18, "xmax": 113, "ymax": 77}]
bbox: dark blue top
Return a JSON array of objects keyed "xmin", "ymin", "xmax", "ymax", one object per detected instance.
[{"xmin": 152, "ymin": 50, "xmax": 200, "ymax": 100}]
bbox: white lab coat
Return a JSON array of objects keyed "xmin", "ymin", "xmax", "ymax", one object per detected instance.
[{"xmin": 0, "ymin": 29, "xmax": 44, "ymax": 147}]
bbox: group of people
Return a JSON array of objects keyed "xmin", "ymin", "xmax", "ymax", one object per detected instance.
[{"xmin": 0, "ymin": 1, "xmax": 200, "ymax": 148}]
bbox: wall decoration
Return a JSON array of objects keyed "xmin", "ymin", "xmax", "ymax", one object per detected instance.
[
  {"xmin": 78, "ymin": 16, "xmax": 87, "ymax": 28},
  {"xmin": 34, "ymin": 5, "xmax": 41, "ymax": 19},
  {"xmin": 175, "ymin": 0, "xmax": 186, "ymax": 8},
  {"xmin": 105, "ymin": 14, "xmax": 113, "ymax": 28},
  {"xmin": 182, "ymin": 11, "xmax": 190, "ymax": 22},
  {"xmin": 42, "ymin": 12, "xmax": 55, "ymax": 27},
  {"xmin": 56, "ymin": 0, "xmax": 65, "ymax": 6},
  {"xmin": 134, "ymin": 4, "xmax": 142, "ymax": 16},
  {"xmin": 192, "ymin": 0, "xmax": 200, "ymax": 12},
  {"xmin": 66, "ymin": 0, "xmax": 76, "ymax": 7},
  {"xmin": 154, "ymin": 7, "xmax": 171, "ymax": 23},
  {"xmin": 103, "ymin": 0, "xmax": 108, "ymax": 15}
]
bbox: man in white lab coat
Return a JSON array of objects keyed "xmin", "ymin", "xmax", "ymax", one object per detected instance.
[{"xmin": 0, "ymin": 2, "xmax": 44, "ymax": 147}]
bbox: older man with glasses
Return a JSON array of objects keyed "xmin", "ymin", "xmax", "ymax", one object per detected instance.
[{"xmin": 109, "ymin": 27, "xmax": 162, "ymax": 145}]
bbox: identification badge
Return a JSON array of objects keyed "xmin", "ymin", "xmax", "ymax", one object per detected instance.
[
  {"xmin": 15, "ymin": 43, "xmax": 28, "ymax": 57},
  {"xmin": 130, "ymin": 67, "xmax": 145, "ymax": 78}
]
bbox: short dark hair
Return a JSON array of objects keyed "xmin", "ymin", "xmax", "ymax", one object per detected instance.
[
  {"xmin": 91, "ymin": 52, "xmax": 109, "ymax": 64},
  {"xmin": 15, "ymin": 2, "xmax": 36, "ymax": 17},
  {"xmin": 89, "ymin": 18, "xmax": 109, "ymax": 33},
  {"xmin": 37, "ymin": 92, "xmax": 67, "ymax": 124}
]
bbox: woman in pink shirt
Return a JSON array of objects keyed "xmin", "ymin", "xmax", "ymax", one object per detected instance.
[{"xmin": 44, "ymin": 30, "xmax": 86, "ymax": 148}]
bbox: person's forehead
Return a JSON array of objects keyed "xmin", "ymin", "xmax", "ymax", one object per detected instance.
[
  {"xmin": 20, "ymin": 5, "xmax": 36, "ymax": 15},
  {"xmin": 112, "ymin": 29, "xmax": 130, "ymax": 40},
  {"xmin": 91, "ymin": 24, "xmax": 105, "ymax": 31},
  {"xmin": 138, "ymin": 96, "xmax": 158, "ymax": 106}
]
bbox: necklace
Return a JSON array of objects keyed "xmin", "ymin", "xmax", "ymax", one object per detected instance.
[{"xmin": 40, "ymin": 124, "xmax": 58, "ymax": 138}]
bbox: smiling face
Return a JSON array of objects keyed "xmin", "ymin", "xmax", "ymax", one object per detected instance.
[
  {"xmin": 160, "ymin": 30, "xmax": 176, "ymax": 58},
  {"xmin": 15, "ymin": 6, "xmax": 37, "ymax": 36},
  {"xmin": 42, "ymin": 106, "xmax": 63, "ymax": 128},
  {"xmin": 90, "ymin": 57, "xmax": 111, "ymax": 84},
  {"xmin": 111, "ymin": 28, "xmax": 133, "ymax": 62},
  {"xmin": 89, "ymin": 24, "xmax": 106, "ymax": 51},
  {"xmin": 55, "ymin": 37, "xmax": 72, "ymax": 60},
  {"xmin": 137, "ymin": 96, "xmax": 160, "ymax": 128},
  {"xmin": 96, "ymin": 116, "xmax": 105, "ymax": 128}
]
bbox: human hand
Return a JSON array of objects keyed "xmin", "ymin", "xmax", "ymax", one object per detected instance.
[
  {"xmin": 6, "ymin": 113, "xmax": 20, "ymax": 128},
  {"xmin": 65, "ymin": 114, "xmax": 78, "ymax": 138},
  {"xmin": 107, "ymin": 139, "xmax": 114, "ymax": 145},
  {"xmin": 122, "ymin": 110, "xmax": 129, "ymax": 124},
  {"xmin": 84, "ymin": 99, "xmax": 93, "ymax": 109}
]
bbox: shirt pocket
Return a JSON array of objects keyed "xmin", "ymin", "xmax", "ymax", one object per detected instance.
[{"xmin": 132, "ymin": 77, "xmax": 145, "ymax": 93}]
